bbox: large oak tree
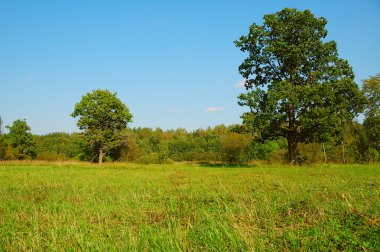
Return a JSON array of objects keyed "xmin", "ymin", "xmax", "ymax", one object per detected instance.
[
  {"xmin": 235, "ymin": 8, "xmax": 364, "ymax": 163},
  {"xmin": 71, "ymin": 89, "xmax": 133, "ymax": 164}
]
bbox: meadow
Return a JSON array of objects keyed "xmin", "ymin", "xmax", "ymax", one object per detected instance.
[{"xmin": 0, "ymin": 162, "xmax": 379, "ymax": 251}]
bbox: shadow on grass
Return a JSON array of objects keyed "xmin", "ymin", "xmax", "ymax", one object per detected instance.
[{"xmin": 199, "ymin": 162, "xmax": 257, "ymax": 168}]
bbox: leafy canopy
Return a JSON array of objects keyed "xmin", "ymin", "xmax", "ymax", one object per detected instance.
[
  {"xmin": 235, "ymin": 8, "xmax": 364, "ymax": 162},
  {"xmin": 71, "ymin": 89, "xmax": 132, "ymax": 162}
]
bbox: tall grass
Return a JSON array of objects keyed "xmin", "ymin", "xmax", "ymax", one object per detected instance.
[{"xmin": 0, "ymin": 163, "xmax": 379, "ymax": 251}]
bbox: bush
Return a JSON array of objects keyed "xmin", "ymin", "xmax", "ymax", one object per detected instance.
[
  {"xmin": 137, "ymin": 153, "xmax": 174, "ymax": 164},
  {"xmin": 37, "ymin": 151, "xmax": 67, "ymax": 161},
  {"xmin": 297, "ymin": 143, "xmax": 324, "ymax": 164},
  {"xmin": 250, "ymin": 140, "xmax": 284, "ymax": 160},
  {"xmin": 221, "ymin": 133, "xmax": 251, "ymax": 164},
  {"xmin": 267, "ymin": 149, "xmax": 288, "ymax": 164},
  {"xmin": 368, "ymin": 148, "xmax": 379, "ymax": 163}
]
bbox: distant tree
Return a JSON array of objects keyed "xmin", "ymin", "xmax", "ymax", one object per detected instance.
[
  {"xmin": 363, "ymin": 74, "xmax": 380, "ymax": 161},
  {"xmin": 71, "ymin": 89, "xmax": 133, "ymax": 164},
  {"xmin": 235, "ymin": 8, "xmax": 364, "ymax": 163},
  {"xmin": 6, "ymin": 119, "xmax": 37, "ymax": 160}
]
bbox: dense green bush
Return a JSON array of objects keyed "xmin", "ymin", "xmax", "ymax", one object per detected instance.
[
  {"xmin": 34, "ymin": 132, "xmax": 82, "ymax": 159},
  {"xmin": 37, "ymin": 151, "xmax": 67, "ymax": 161},
  {"xmin": 221, "ymin": 133, "xmax": 251, "ymax": 164},
  {"xmin": 267, "ymin": 149, "xmax": 288, "ymax": 164},
  {"xmin": 297, "ymin": 143, "xmax": 324, "ymax": 164},
  {"xmin": 137, "ymin": 153, "xmax": 174, "ymax": 164}
]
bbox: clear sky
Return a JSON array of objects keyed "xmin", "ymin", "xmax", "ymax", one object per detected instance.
[{"xmin": 1, "ymin": 0, "xmax": 379, "ymax": 135}]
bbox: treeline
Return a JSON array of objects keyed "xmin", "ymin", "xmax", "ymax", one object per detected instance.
[{"xmin": 0, "ymin": 121, "xmax": 378, "ymax": 164}]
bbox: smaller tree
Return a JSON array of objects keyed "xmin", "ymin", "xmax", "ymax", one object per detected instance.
[
  {"xmin": 71, "ymin": 89, "xmax": 133, "ymax": 164},
  {"xmin": 6, "ymin": 119, "xmax": 37, "ymax": 160}
]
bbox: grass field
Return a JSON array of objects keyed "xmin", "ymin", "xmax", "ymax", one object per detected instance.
[{"xmin": 0, "ymin": 162, "xmax": 379, "ymax": 251}]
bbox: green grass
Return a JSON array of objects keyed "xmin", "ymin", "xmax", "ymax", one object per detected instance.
[{"xmin": 0, "ymin": 163, "xmax": 379, "ymax": 251}]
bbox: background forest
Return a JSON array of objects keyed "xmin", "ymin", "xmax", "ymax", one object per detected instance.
[{"xmin": 0, "ymin": 118, "xmax": 378, "ymax": 165}]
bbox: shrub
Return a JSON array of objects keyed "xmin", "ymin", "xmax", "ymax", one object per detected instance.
[
  {"xmin": 137, "ymin": 153, "xmax": 174, "ymax": 164},
  {"xmin": 267, "ymin": 149, "xmax": 288, "ymax": 164},
  {"xmin": 368, "ymin": 147, "xmax": 379, "ymax": 163},
  {"xmin": 37, "ymin": 151, "xmax": 67, "ymax": 161},
  {"xmin": 221, "ymin": 133, "xmax": 251, "ymax": 164},
  {"xmin": 297, "ymin": 143, "xmax": 324, "ymax": 164}
]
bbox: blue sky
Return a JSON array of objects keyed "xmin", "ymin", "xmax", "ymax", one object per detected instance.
[{"xmin": 1, "ymin": 0, "xmax": 379, "ymax": 135}]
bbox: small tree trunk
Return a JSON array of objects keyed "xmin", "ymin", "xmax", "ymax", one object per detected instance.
[
  {"xmin": 342, "ymin": 142, "xmax": 346, "ymax": 164},
  {"xmin": 99, "ymin": 149, "xmax": 103, "ymax": 164},
  {"xmin": 322, "ymin": 143, "xmax": 327, "ymax": 163},
  {"xmin": 287, "ymin": 105, "xmax": 297, "ymax": 164},
  {"xmin": 287, "ymin": 131, "xmax": 298, "ymax": 164}
]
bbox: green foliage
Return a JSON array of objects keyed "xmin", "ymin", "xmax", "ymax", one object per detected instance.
[
  {"xmin": 137, "ymin": 153, "xmax": 174, "ymax": 164},
  {"xmin": 110, "ymin": 130, "xmax": 140, "ymax": 162},
  {"xmin": 0, "ymin": 163, "xmax": 378, "ymax": 250},
  {"xmin": 235, "ymin": 8, "xmax": 365, "ymax": 163},
  {"xmin": 168, "ymin": 138, "xmax": 198, "ymax": 161},
  {"xmin": 351, "ymin": 122, "xmax": 368, "ymax": 162},
  {"xmin": 1, "ymin": 121, "xmax": 372, "ymax": 164},
  {"xmin": 249, "ymin": 138, "xmax": 286, "ymax": 160},
  {"xmin": 102, "ymin": 126, "xmax": 253, "ymax": 164},
  {"xmin": 368, "ymin": 148, "xmax": 380, "ymax": 163},
  {"xmin": 297, "ymin": 143, "xmax": 324, "ymax": 164},
  {"xmin": 133, "ymin": 127, "xmax": 224, "ymax": 163},
  {"xmin": 5, "ymin": 119, "xmax": 37, "ymax": 160},
  {"xmin": 363, "ymin": 74, "xmax": 380, "ymax": 117},
  {"xmin": 4, "ymin": 144, "xmax": 15, "ymax": 160},
  {"xmin": 221, "ymin": 133, "xmax": 251, "ymax": 164},
  {"xmin": 34, "ymin": 132, "xmax": 82, "ymax": 160},
  {"xmin": 37, "ymin": 151, "xmax": 67, "ymax": 161},
  {"xmin": 71, "ymin": 89, "xmax": 133, "ymax": 163}
]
